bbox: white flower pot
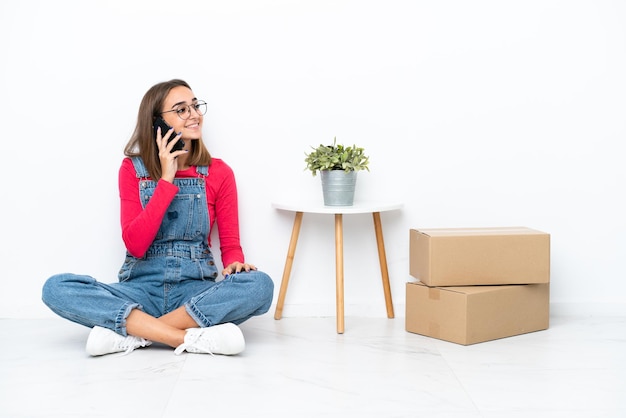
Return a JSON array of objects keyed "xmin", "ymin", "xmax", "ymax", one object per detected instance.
[{"xmin": 320, "ymin": 170, "xmax": 357, "ymax": 206}]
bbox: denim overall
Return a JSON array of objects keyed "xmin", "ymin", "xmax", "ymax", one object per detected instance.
[{"xmin": 42, "ymin": 157, "xmax": 273, "ymax": 337}]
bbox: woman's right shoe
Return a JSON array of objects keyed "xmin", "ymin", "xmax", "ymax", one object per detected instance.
[
  {"xmin": 174, "ymin": 323, "xmax": 245, "ymax": 356},
  {"xmin": 86, "ymin": 326, "xmax": 151, "ymax": 356}
]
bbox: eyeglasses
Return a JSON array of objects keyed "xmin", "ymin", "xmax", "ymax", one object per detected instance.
[{"xmin": 160, "ymin": 100, "xmax": 208, "ymax": 120}]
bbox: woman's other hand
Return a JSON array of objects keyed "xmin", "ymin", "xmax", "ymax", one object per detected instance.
[{"xmin": 222, "ymin": 262, "xmax": 257, "ymax": 276}]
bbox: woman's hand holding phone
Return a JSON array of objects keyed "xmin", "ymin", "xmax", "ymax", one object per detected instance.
[
  {"xmin": 155, "ymin": 125, "xmax": 186, "ymax": 183},
  {"xmin": 153, "ymin": 117, "xmax": 185, "ymax": 152}
]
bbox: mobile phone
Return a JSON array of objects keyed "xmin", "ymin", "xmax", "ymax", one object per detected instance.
[{"xmin": 153, "ymin": 117, "xmax": 185, "ymax": 152}]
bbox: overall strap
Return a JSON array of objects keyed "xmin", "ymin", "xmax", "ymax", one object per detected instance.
[
  {"xmin": 131, "ymin": 156, "xmax": 208, "ymax": 178},
  {"xmin": 197, "ymin": 165, "xmax": 208, "ymax": 176},
  {"xmin": 130, "ymin": 156, "xmax": 150, "ymax": 179}
]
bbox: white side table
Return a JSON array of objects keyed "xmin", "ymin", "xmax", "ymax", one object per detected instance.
[{"xmin": 272, "ymin": 200, "xmax": 403, "ymax": 333}]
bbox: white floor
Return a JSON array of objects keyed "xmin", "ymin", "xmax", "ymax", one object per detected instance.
[{"xmin": 1, "ymin": 312, "xmax": 624, "ymax": 418}]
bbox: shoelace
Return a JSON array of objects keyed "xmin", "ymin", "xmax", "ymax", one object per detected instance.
[
  {"xmin": 115, "ymin": 336, "xmax": 151, "ymax": 356},
  {"xmin": 174, "ymin": 331, "xmax": 216, "ymax": 356}
]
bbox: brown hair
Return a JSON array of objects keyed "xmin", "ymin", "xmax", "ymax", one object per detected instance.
[{"xmin": 124, "ymin": 79, "xmax": 212, "ymax": 180}]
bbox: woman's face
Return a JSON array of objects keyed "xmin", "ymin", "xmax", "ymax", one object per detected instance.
[{"xmin": 160, "ymin": 86, "xmax": 203, "ymax": 141}]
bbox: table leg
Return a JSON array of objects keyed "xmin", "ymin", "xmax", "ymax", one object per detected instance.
[
  {"xmin": 373, "ymin": 212, "xmax": 395, "ymax": 318},
  {"xmin": 274, "ymin": 211, "xmax": 303, "ymax": 320},
  {"xmin": 334, "ymin": 214, "xmax": 345, "ymax": 334}
]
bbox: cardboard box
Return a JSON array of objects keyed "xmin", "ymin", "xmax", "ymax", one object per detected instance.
[
  {"xmin": 405, "ymin": 281, "xmax": 550, "ymax": 345},
  {"xmin": 409, "ymin": 227, "xmax": 550, "ymax": 286}
]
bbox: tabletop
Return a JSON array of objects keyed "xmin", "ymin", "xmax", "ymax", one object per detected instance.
[{"xmin": 272, "ymin": 200, "xmax": 403, "ymax": 214}]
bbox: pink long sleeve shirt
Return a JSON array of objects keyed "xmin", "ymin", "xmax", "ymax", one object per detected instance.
[{"xmin": 118, "ymin": 157, "xmax": 245, "ymax": 267}]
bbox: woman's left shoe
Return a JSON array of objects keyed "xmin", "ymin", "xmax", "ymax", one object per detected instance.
[{"xmin": 174, "ymin": 323, "xmax": 245, "ymax": 356}]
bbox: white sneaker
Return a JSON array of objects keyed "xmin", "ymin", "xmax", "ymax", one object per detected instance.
[
  {"xmin": 86, "ymin": 326, "xmax": 151, "ymax": 356},
  {"xmin": 174, "ymin": 323, "xmax": 245, "ymax": 356}
]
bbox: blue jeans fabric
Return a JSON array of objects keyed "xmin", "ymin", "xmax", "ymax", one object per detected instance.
[{"xmin": 42, "ymin": 157, "xmax": 273, "ymax": 337}]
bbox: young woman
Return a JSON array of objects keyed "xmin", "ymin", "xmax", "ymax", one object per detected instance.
[{"xmin": 42, "ymin": 79, "xmax": 274, "ymax": 356}]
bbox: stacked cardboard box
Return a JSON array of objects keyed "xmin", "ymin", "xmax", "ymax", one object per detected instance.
[{"xmin": 405, "ymin": 227, "xmax": 550, "ymax": 345}]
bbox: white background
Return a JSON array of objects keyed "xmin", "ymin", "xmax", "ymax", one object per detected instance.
[{"xmin": 1, "ymin": 0, "xmax": 624, "ymax": 318}]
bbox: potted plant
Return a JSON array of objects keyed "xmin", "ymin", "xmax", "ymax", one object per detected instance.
[{"xmin": 304, "ymin": 137, "xmax": 370, "ymax": 206}]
